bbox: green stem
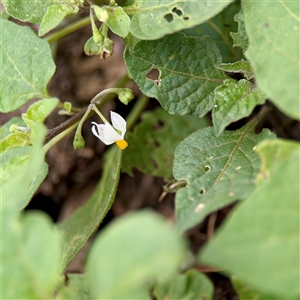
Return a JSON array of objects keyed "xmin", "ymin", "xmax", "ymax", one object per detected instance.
[
  {"xmin": 44, "ymin": 123, "xmax": 78, "ymax": 153},
  {"xmin": 126, "ymin": 95, "xmax": 149, "ymax": 131},
  {"xmin": 45, "ymin": 16, "xmax": 91, "ymax": 43}
]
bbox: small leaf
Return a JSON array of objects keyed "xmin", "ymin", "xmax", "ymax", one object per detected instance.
[
  {"xmin": 102, "ymin": 5, "xmax": 130, "ymax": 38},
  {"xmin": 243, "ymin": 1, "xmax": 300, "ymax": 120},
  {"xmin": 122, "ymin": 108, "xmax": 209, "ymax": 180},
  {"xmin": 0, "ymin": 20, "xmax": 56, "ymax": 112},
  {"xmin": 212, "ymin": 79, "xmax": 266, "ymax": 136},
  {"xmin": 2, "ymin": 211, "xmax": 62, "ymax": 299},
  {"xmin": 218, "ymin": 60, "xmax": 254, "ymax": 80},
  {"xmin": 154, "ymin": 269, "xmax": 214, "ymax": 300},
  {"xmin": 125, "ymin": 32, "xmax": 228, "ymax": 118},
  {"xmin": 2, "ymin": 0, "xmax": 55, "ymax": 24},
  {"xmin": 125, "ymin": 0, "xmax": 234, "ymax": 40},
  {"xmin": 39, "ymin": 4, "xmax": 78, "ymax": 37},
  {"xmin": 230, "ymin": 10, "xmax": 248, "ymax": 51},
  {"xmin": 200, "ymin": 139, "xmax": 300, "ymax": 298},
  {"xmin": 22, "ymin": 98, "xmax": 59, "ymax": 128},
  {"xmin": 58, "ymin": 146, "xmax": 122, "ymax": 270},
  {"xmin": 173, "ymin": 126, "xmax": 275, "ymax": 233},
  {"xmin": 86, "ymin": 210, "xmax": 187, "ymax": 299}
]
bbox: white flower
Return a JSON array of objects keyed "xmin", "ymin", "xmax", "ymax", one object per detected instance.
[{"xmin": 91, "ymin": 111, "xmax": 128, "ymax": 150}]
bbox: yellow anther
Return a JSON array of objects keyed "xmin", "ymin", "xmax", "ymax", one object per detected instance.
[{"xmin": 116, "ymin": 139, "xmax": 128, "ymax": 150}]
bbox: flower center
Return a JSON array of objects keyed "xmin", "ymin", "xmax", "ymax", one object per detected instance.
[{"xmin": 116, "ymin": 139, "xmax": 128, "ymax": 150}]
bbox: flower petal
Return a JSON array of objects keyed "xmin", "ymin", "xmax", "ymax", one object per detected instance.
[
  {"xmin": 91, "ymin": 122, "xmax": 117, "ymax": 145},
  {"xmin": 110, "ymin": 111, "xmax": 126, "ymax": 137}
]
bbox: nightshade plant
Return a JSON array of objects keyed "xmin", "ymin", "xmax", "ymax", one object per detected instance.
[{"xmin": 1, "ymin": 0, "xmax": 299, "ymax": 299}]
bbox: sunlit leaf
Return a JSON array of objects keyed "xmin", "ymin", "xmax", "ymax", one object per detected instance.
[
  {"xmin": 243, "ymin": 1, "xmax": 300, "ymax": 120},
  {"xmin": 22, "ymin": 98, "xmax": 59, "ymax": 128},
  {"xmin": 125, "ymin": 0, "xmax": 234, "ymax": 40},
  {"xmin": 230, "ymin": 10, "xmax": 248, "ymax": 51},
  {"xmin": 173, "ymin": 126, "xmax": 275, "ymax": 233},
  {"xmin": 86, "ymin": 210, "xmax": 186, "ymax": 299},
  {"xmin": 122, "ymin": 108, "xmax": 209, "ymax": 180},
  {"xmin": 0, "ymin": 20, "xmax": 56, "ymax": 112},
  {"xmin": 2, "ymin": 211, "xmax": 62, "ymax": 299},
  {"xmin": 125, "ymin": 32, "xmax": 229, "ymax": 118},
  {"xmin": 200, "ymin": 139, "xmax": 300, "ymax": 298}
]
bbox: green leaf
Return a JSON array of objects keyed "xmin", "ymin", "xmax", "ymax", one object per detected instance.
[
  {"xmin": 102, "ymin": 5, "xmax": 130, "ymax": 38},
  {"xmin": 58, "ymin": 146, "xmax": 122, "ymax": 270},
  {"xmin": 243, "ymin": 1, "xmax": 300, "ymax": 120},
  {"xmin": 22, "ymin": 98, "xmax": 59, "ymax": 128},
  {"xmin": 2, "ymin": 0, "xmax": 55, "ymax": 24},
  {"xmin": 218, "ymin": 60, "xmax": 254, "ymax": 80},
  {"xmin": 0, "ymin": 117, "xmax": 30, "ymax": 155},
  {"xmin": 0, "ymin": 20, "xmax": 56, "ymax": 112},
  {"xmin": 199, "ymin": 139, "xmax": 300, "ymax": 298},
  {"xmin": 39, "ymin": 4, "xmax": 79, "ymax": 37},
  {"xmin": 125, "ymin": 32, "xmax": 228, "ymax": 118},
  {"xmin": 183, "ymin": 1, "xmax": 243, "ymax": 63},
  {"xmin": 125, "ymin": 0, "xmax": 234, "ymax": 40},
  {"xmin": 2, "ymin": 211, "xmax": 62, "ymax": 299},
  {"xmin": 86, "ymin": 210, "xmax": 187, "ymax": 299},
  {"xmin": 56, "ymin": 274, "xmax": 92, "ymax": 300},
  {"xmin": 122, "ymin": 108, "xmax": 209, "ymax": 179},
  {"xmin": 230, "ymin": 10, "xmax": 248, "ymax": 51},
  {"xmin": 154, "ymin": 269, "xmax": 214, "ymax": 300},
  {"xmin": 212, "ymin": 79, "xmax": 266, "ymax": 136},
  {"xmin": 231, "ymin": 276, "xmax": 286, "ymax": 300},
  {"xmin": 173, "ymin": 126, "xmax": 275, "ymax": 233},
  {"xmin": 1, "ymin": 124, "xmax": 48, "ymax": 211}
]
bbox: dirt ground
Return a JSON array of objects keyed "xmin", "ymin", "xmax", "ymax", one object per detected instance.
[{"xmin": 5, "ymin": 15, "xmax": 300, "ymax": 300}]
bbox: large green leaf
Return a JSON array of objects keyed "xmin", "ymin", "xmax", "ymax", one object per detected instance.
[
  {"xmin": 124, "ymin": 0, "xmax": 234, "ymax": 40},
  {"xmin": 242, "ymin": 1, "xmax": 300, "ymax": 120},
  {"xmin": 183, "ymin": 1, "xmax": 243, "ymax": 62},
  {"xmin": 212, "ymin": 79, "xmax": 266, "ymax": 136},
  {"xmin": 2, "ymin": 0, "xmax": 55, "ymax": 24},
  {"xmin": 1, "ymin": 124, "xmax": 48, "ymax": 210},
  {"xmin": 200, "ymin": 139, "xmax": 300, "ymax": 298},
  {"xmin": 86, "ymin": 210, "xmax": 187, "ymax": 299},
  {"xmin": 0, "ymin": 20, "xmax": 56, "ymax": 112},
  {"xmin": 58, "ymin": 146, "xmax": 122, "ymax": 270},
  {"xmin": 125, "ymin": 32, "xmax": 229, "ymax": 118},
  {"xmin": 173, "ymin": 126, "xmax": 275, "ymax": 233},
  {"xmin": 1, "ymin": 211, "xmax": 62, "ymax": 299},
  {"xmin": 122, "ymin": 108, "xmax": 209, "ymax": 180},
  {"xmin": 154, "ymin": 270, "xmax": 214, "ymax": 300}
]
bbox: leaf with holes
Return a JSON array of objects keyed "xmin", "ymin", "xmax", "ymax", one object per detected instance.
[
  {"xmin": 122, "ymin": 108, "xmax": 209, "ymax": 180},
  {"xmin": 200, "ymin": 139, "xmax": 300, "ymax": 298},
  {"xmin": 0, "ymin": 20, "xmax": 56, "ymax": 112},
  {"xmin": 173, "ymin": 126, "xmax": 275, "ymax": 233},
  {"xmin": 212, "ymin": 79, "xmax": 266, "ymax": 136},
  {"xmin": 183, "ymin": 1, "xmax": 243, "ymax": 63},
  {"xmin": 243, "ymin": 1, "xmax": 300, "ymax": 120},
  {"xmin": 125, "ymin": 32, "xmax": 229, "ymax": 118},
  {"xmin": 124, "ymin": 0, "xmax": 234, "ymax": 40}
]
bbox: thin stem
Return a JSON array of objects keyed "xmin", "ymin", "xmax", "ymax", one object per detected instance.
[
  {"xmin": 44, "ymin": 123, "xmax": 78, "ymax": 153},
  {"xmin": 45, "ymin": 16, "xmax": 91, "ymax": 43},
  {"xmin": 45, "ymin": 74, "xmax": 130, "ymax": 144},
  {"xmin": 126, "ymin": 95, "xmax": 149, "ymax": 131}
]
